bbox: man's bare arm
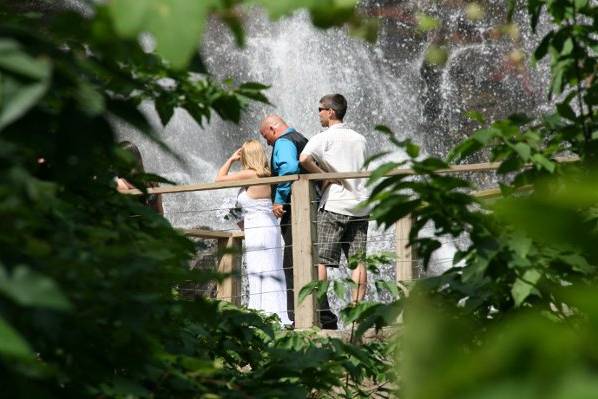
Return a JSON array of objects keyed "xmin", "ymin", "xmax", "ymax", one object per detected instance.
[
  {"xmin": 299, "ymin": 154, "xmax": 341, "ymax": 190},
  {"xmin": 299, "ymin": 154, "xmax": 324, "ymax": 173}
]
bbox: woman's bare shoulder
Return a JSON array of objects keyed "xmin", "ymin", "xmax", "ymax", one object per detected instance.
[{"xmin": 215, "ymin": 169, "xmax": 257, "ymax": 182}]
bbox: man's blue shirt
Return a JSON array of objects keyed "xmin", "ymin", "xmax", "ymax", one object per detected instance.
[{"xmin": 272, "ymin": 128, "xmax": 301, "ymax": 205}]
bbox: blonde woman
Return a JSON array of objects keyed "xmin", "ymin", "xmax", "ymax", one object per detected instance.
[{"xmin": 215, "ymin": 139, "xmax": 292, "ymax": 326}]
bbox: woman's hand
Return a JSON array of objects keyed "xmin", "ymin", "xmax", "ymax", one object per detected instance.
[
  {"xmin": 215, "ymin": 148, "xmax": 243, "ymax": 182},
  {"xmin": 116, "ymin": 177, "xmax": 135, "ymax": 193},
  {"xmin": 229, "ymin": 148, "xmax": 242, "ymax": 163}
]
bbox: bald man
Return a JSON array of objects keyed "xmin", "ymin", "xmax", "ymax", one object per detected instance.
[{"xmin": 259, "ymin": 115, "xmax": 308, "ymax": 324}]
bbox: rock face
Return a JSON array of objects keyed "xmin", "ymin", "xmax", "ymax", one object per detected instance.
[{"xmin": 179, "ymin": 230, "xmax": 220, "ymax": 300}]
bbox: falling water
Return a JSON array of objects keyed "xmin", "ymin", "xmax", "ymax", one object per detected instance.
[{"xmin": 115, "ymin": 2, "xmax": 554, "ymax": 313}]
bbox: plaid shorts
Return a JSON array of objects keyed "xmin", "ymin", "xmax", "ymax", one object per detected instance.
[{"xmin": 316, "ymin": 209, "xmax": 368, "ymax": 267}]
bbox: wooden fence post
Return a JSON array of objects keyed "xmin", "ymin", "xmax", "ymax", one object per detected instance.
[
  {"xmin": 291, "ymin": 176, "xmax": 318, "ymax": 329},
  {"xmin": 395, "ymin": 216, "xmax": 414, "ymax": 282},
  {"xmin": 216, "ymin": 236, "xmax": 242, "ymax": 305}
]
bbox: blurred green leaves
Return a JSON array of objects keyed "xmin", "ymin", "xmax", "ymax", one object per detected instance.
[
  {"xmin": 0, "ymin": 39, "xmax": 51, "ymax": 130},
  {"xmin": 109, "ymin": 0, "xmax": 209, "ymax": 70},
  {"xmin": 0, "ymin": 315, "xmax": 33, "ymax": 359},
  {"xmin": 0, "ymin": 265, "xmax": 71, "ymax": 311},
  {"xmin": 107, "ymin": 0, "xmax": 373, "ymax": 70}
]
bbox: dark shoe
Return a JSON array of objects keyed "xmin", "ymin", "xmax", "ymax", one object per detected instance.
[
  {"xmin": 320, "ymin": 318, "xmax": 338, "ymax": 330},
  {"xmin": 318, "ymin": 296, "xmax": 338, "ymax": 330},
  {"xmin": 283, "ymin": 322, "xmax": 295, "ymax": 331}
]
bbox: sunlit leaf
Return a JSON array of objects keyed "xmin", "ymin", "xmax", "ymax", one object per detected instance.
[
  {"xmin": 0, "ymin": 315, "xmax": 33, "ymax": 359},
  {"xmin": 512, "ymin": 269, "xmax": 542, "ymax": 306}
]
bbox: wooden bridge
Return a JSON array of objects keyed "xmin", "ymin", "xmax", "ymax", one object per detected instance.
[{"xmin": 127, "ymin": 161, "xmax": 514, "ymax": 329}]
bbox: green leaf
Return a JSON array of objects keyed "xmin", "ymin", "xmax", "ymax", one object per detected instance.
[
  {"xmin": 109, "ymin": 0, "xmax": 209, "ymax": 69},
  {"xmin": 556, "ymin": 102, "xmax": 576, "ymax": 121},
  {"xmin": 374, "ymin": 125, "xmax": 393, "ymax": 135},
  {"xmin": 575, "ymin": 0, "xmax": 588, "ymax": 9},
  {"xmin": 109, "ymin": 0, "xmax": 152, "ymax": 37},
  {"xmin": 473, "ymin": 128, "xmax": 499, "ymax": 144},
  {"xmin": 0, "ymin": 39, "xmax": 51, "ymax": 80},
  {"xmin": 508, "ymin": 232, "xmax": 532, "ymax": 258},
  {"xmin": 147, "ymin": 0, "xmax": 208, "ymax": 69},
  {"xmin": 531, "ymin": 154, "xmax": 556, "ymax": 172},
  {"xmin": 363, "ymin": 151, "xmax": 392, "ymax": 169},
  {"xmin": 528, "ymin": 0, "xmax": 544, "ymax": 31},
  {"xmin": 551, "ymin": 66, "xmax": 565, "ymax": 96},
  {"xmin": 155, "ymin": 94, "xmax": 175, "ymax": 126},
  {"xmin": 406, "ymin": 141, "xmax": 420, "ymax": 158},
  {"xmin": 465, "ymin": 110, "xmax": 486, "ymax": 124},
  {"xmin": 298, "ymin": 281, "xmax": 319, "ymax": 304},
  {"xmin": 219, "ymin": 10, "xmax": 246, "ymax": 47},
  {"xmin": 0, "ymin": 76, "xmax": 49, "ymax": 131},
  {"xmin": 561, "ymin": 38, "xmax": 574, "ymax": 55},
  {"xmin": 316, "ymin": 280, "xmax": 330, "ymax": 301},
  {"xmin": 511, "ymin": 269, "xmax": 542, "ymax": 306},
  {"xmin": 0, "ymin": 40, "xmax": 52, "ymax": 130},
  {"xmin": 513, "ymin": 143, "xmax": 531, "ymax": 161},
  {"xmin": 332, "ymin": 279, "xmax": 347, "ymax": 299},
  {"xmin": 0, "ymin": 265, "xmax": 72, "ymax": 311},
  {"xmin": 239, "ymin": 82, "xmax": 270, "ymax": 91},
  {"xmin": 533, "ymin": 31, "xmax": 553, "ymax": 63},
  {"xmin": 0, "ymin": 315, "xmax": 33, "ymax": 359},
  {"xmin": 374, "ymin": 280, "xmax": 400, "ymax": 298},
  {"xmin": 448, "ymin": 138, "xmax": 483, "ymax": 162},
  {"xmin": 367, "ymin": 162, "xmax": 399, "ymax": 186},
  {"xmin": 212, "ymin": 94, "xmax": 242, "ymax": 123},
  {"xmin": 77, "ymin": 82, "xmax": 105, "ymax": 116}
]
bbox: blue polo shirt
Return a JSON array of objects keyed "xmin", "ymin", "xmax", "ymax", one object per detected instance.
[{"xmin": 272, "ymin": 128, "xmax": 302, "ymax": 205}]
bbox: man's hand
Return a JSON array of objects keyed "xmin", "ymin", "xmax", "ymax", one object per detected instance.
[
  {"xmin": 272, "ymin": 203, "xmax": 285, "ymax": 218},
  {"xmin": 321, "ymin": 179, "xmax": 342, "ymax": 192}
]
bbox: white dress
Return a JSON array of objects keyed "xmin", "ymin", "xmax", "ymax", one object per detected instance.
[{"xmin": 236, "ymin": 189, "xmax": 292, "ymax": 325}]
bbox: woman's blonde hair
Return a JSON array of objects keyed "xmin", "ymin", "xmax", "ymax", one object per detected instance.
[{"xmin": 240, "ymin": 139, "xmax": 271, "ymax": 177}]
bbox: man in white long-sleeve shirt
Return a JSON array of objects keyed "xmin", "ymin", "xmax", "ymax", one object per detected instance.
[{"xmin": 299, "ymin": 93, "xmax": 369, "ymax": 330}]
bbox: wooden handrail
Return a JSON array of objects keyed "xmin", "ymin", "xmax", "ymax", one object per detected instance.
[
  {"xmin": 125, "ymin": 174, "xmax": 300, "ymax": 195},
  {"xmin": 181, "ymin": 228, "xmax": 244, "ymax": 239},
  {"xmin": 124, "ymin": 162, "xmax": 503, "ymax": 195},
  {"xmin": 303, "ymin": 161, "xmax": 503, "ymax": 181},
  {"xmin": 123, "ymin": 157, "xmax": 578, "ymax": 196}
]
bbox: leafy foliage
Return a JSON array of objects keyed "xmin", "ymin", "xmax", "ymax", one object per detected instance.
[
  {"xmin": 3, "ymin": 0, "xmax": 598, "ymax": 397},
  {"xmin": 0, "ymin": 1, "xmax": 392, "ymax": 398},
  {"xmin": 362, "ymin": 0, "xmax": 598, "ymax": 397}
]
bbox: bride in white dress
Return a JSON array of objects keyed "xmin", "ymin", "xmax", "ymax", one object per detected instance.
[{"xmin": 215, "ymin": 139, "xmax": 292, "ymax": 326}]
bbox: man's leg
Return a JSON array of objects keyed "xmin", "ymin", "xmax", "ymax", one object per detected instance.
[
  {"xmin": 280, "ymin": 209, "xmax": 294, "ymax": 322},
  {"xmin": 351, "ymin": 264, "xmax": 367, "ymax": 302},
  {"xmin": 316, "ymin": 210, "xmax": 342, "ymax": 329},
  {"xmin": 345, "ymin": 217, "xmax": 369, "ymax": 303}
]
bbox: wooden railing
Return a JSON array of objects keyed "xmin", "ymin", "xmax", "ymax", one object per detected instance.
[{"xmin": 127, "ymin": 158, "xmax": 576, "ymax": 328}]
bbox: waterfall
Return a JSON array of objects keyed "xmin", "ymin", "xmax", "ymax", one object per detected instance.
[{"xmin": 116, "ymin": 3, "xmax": 553, "ymax": 313}]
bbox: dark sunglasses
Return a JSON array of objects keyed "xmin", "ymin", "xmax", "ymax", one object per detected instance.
[{"xmin": 318, "ymin": 107, "xmax": 331, "ymax": 112}]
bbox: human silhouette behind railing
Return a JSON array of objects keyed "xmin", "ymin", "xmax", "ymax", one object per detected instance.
[
  {"xmin": 215, "ymin": 139, "xmax": 292, "ymax": 326},
  {"xmin": 116, "ymin": 141, "xmax": 164, "ymax": 215}
]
